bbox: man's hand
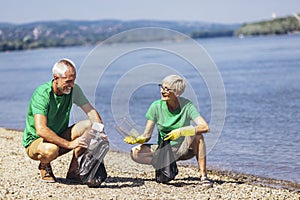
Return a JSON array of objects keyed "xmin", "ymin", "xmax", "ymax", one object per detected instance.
[
  {"xmin": 124, "ymin": 135, "xmax": 147, "ymax": 145},
  {"xmin": 69, "ymin": 135, "xmax": 88, "ymax": 149},
  {"xmin": 100, "ymin": 134, "xmax": 109, "ymax": 141}
]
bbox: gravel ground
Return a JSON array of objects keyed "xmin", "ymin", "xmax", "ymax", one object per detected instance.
[{"xmin": 0, "ymin": 128, "xmax": 299, "ymax": 200}]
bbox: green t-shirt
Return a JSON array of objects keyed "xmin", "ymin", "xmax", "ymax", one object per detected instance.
[
  {"xmin": 22, "ymin": 80, "xmax": 89, "ymax": 148},
  {"xmin": 145, "ymin": 97, "xmax": 200, "ymax": 146}
]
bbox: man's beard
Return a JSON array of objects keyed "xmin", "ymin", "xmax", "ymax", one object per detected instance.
[{"xmin": 58, "ymin": 85, "xmax": 72, "ymax": 94}]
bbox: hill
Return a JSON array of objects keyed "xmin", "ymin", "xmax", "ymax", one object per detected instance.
[
  {"xmin": 1, "ymin": 15, "xmax": 299, "ymax": 52},
  {"xmin": 0, "ymin": 20, "xmax": 239, "ymax": 51},
  {"xmin": 234, "ymin": 14, "xmax": 300, "ymax": 36}
]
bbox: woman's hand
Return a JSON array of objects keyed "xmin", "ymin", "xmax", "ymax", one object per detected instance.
[{"xmin": 124, "ymin": 135, "xmax": 147, "ymax": 145}]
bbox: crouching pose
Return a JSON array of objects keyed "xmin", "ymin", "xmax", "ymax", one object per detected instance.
[
  {"xmin": 22, "ymin": 58, "xmax": 106, "ymax": 183},
  {"xmin": 124, "ymin": 75, "xmax": 212, "ymax": 187}
]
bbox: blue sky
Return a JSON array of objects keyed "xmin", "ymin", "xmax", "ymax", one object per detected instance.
[{"xmin": 0, "ymin": 0, "xmax": 299, "ymax": 24}]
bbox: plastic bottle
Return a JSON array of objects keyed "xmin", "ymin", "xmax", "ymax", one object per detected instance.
[{"xmin": 87, "ymin": 122, "xmax": 106, "ymax": 151}]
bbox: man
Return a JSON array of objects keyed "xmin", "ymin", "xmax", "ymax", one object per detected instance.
[
  {"xmin": 124, "ymin": 75, "xmax": 212, "ymax": 187},
  {"xmin": 22, "ymin": 58, "xmax": 105, "ymax": 183}
]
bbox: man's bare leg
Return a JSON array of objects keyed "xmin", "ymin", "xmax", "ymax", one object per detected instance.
[{"xmin": 66, "ymin": 120, "xmax": 92, "ymax": 173}]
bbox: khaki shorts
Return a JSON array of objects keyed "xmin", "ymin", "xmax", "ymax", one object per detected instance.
[
  {"xmin": 146, "ymin": 136, "xmax": 195, "ymax": 161},
  {"xmin": 25, "ymin": 125, "xmax": 74, "ymax": 160},
  {"xmin": 25, "ymin": 137, "xmax": 43, "ymax": 160}
]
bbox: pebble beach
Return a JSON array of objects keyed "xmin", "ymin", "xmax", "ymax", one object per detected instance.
[{"xmin": 0, "ymin": 128, "xmax": 299, "ymax": 200}]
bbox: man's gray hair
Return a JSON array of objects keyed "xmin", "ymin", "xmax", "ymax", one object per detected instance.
[
  {"xmin": 52, "ymin": 58, "xmax": 76, "ymax": 77},
  {"xmin": 162, "ymin": 75, "xmax": 186, "ymax": 96}
]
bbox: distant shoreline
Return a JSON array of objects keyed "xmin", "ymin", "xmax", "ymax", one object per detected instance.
[
  {"xmin": 1, "ymin": 15, "xmax": 299, "ymax": 53},
  {"xmin": 1, "ymin": 32, "xmax": 300, "ymax": 54},
  {"xmin": 0, "ymin": 19, "xmax": 239, "ymax": 52}
]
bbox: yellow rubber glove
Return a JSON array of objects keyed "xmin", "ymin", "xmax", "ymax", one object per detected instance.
[
  {"xmin": 124, "ymin": 136, "xmax": 136, "ymax": 144},
  {"xmin": 124, "ymin": 135, "xmax": 147, "ymax": 145},
  {"xmin": 164, "ymin": 129, "xmax": 181, "ymax": 141},
  {"xmin": 164, "ymin": 125, "xmax": 196, "ymax": 141}
]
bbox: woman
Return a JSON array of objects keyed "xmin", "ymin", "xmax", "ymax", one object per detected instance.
[{"xmin": 124, "ymin": 74, "xmax": 212, "ymax": 187}]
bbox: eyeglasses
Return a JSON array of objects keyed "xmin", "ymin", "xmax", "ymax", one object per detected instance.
[{"xmin": 158, "ymin": 84, "xmax": 174, "ymax": 93}]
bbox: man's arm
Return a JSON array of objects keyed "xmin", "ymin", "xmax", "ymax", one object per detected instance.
[
  {"xmin": 34, "ymin": 114, "xmax": 86, "ymax": 149},
  {"xmin": 80, "ymin": 103, "xmax": 103, "ymax": 124}
]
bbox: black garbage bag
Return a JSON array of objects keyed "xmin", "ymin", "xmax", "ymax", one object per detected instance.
[
  {"xmin": 77, "ymin": 136, "xmax": 109, "ymax": 187},
  {"xmin": 151, "ymin": 139, "xmax": 178, "ymax": 183},
  {"xmin": 85, "ymin": 162, "xmax": 107, "ymax": 188}
]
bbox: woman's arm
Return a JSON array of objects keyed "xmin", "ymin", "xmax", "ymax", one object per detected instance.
[
  {"xmin": 194, "ymin": 116, "xmax": 210, "ymax": 134},
  {"xmin": 124, "ymin": 120, "xmax": 155, "ymax": 144},
  {"xmin": 142, "ymin": 120, "xmax": 155, "ymax": 142}
]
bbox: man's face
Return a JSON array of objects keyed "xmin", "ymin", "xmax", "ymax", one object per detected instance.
[{"xmin": 55, "ymin": 67, "xmax": 76, "ymax": 95}]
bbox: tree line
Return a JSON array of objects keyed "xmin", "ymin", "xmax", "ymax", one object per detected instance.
[
  {"xmin": 0, "ymin": 15, "xmax": 299, "ymax": 52},
  {"xmin": 234, "ymin": 15, "xmax": 300, "ymax": 36}
]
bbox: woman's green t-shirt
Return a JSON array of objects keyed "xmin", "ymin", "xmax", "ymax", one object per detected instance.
[{"xmin": 145, "ymin": 97, "xmax": 200, "ymax": 146}]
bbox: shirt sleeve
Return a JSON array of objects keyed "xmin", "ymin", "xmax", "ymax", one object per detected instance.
[
  {"xmin": 31, "ymin": 89, "xmax": 49, "ymax": 116},
  {"xmin": 72, "ymin": 84, "xmax": 89, "ymax": 106},
  {"xmin": 145, "ymin": 101, "xmax": 158, "ymax": 122},
  {"xmin": 187, "ymin": 101, "xmax": 201, "ymax": 120}
]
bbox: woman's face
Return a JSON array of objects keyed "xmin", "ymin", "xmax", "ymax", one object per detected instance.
[{"xmin": 159, "ymin": 83, "xmax": 176, "ymax": 101}]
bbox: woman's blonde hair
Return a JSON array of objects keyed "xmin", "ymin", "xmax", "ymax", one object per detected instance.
[{"xmin": 162, "ymin": 75, "xmax": 186, "ymax": 96}]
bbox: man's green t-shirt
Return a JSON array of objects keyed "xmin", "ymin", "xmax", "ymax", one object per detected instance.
[
  {"xmin": 145, "ymin": 97, "xmax": 200, "ymax": 146},
  {"xmin": 22, "ymin": 80, "xmax": 89, "ymax": 148}
]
